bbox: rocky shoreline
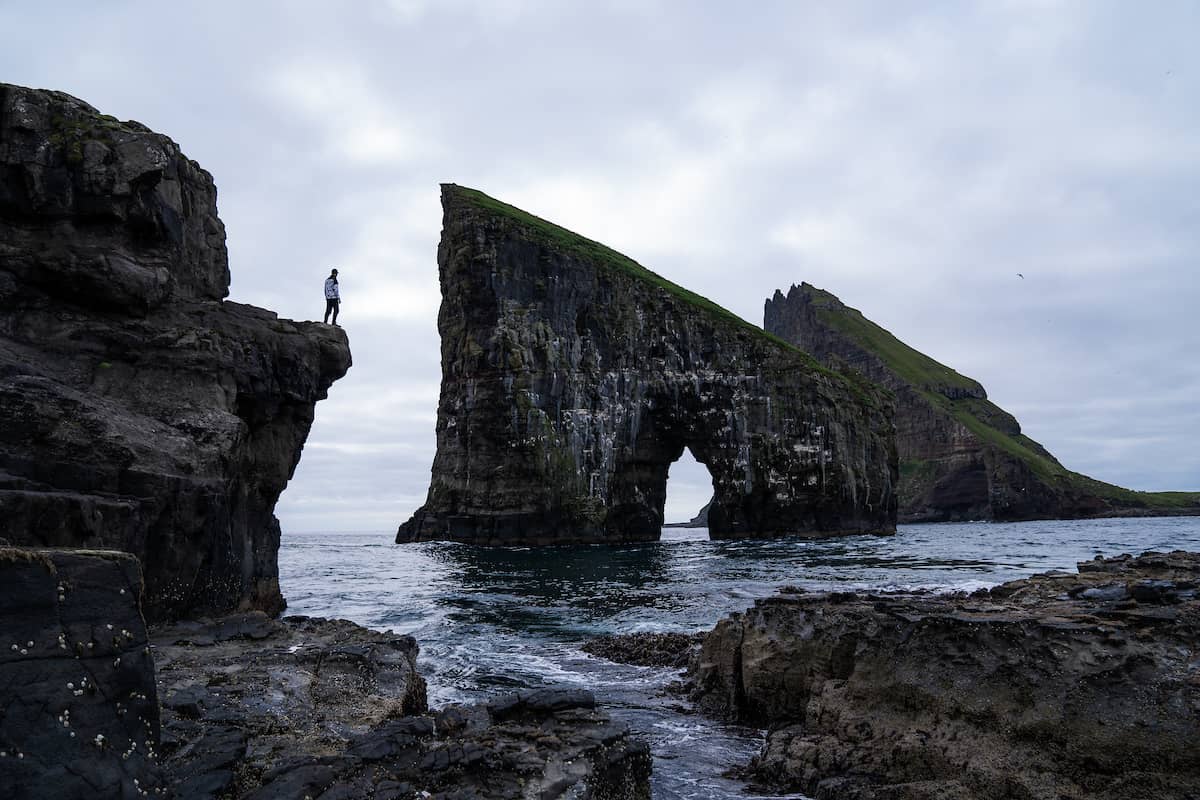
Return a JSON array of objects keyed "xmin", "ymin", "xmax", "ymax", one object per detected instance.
[
  {"xmin": 678, "ymin": 550, "xmax": 1200, "ymax": 799},
  {"xmin": 0, "ymin": 548, "xmax": 653, "ymax": 799},
  {"xmin": 154, "ymin": 612, "xmax": 651, "ymax": 800}
]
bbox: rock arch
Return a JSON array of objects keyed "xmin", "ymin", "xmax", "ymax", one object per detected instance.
[{"xmin": 398, "ymin": 186, "xmax": 897, "ymax": 545}]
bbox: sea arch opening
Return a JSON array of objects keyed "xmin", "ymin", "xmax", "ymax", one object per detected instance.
[{"xmin": 663, "ymin": 446, "xmax": 716, "ymax": 540}]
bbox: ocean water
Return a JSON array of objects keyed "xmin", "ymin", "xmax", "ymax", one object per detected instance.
[{"xmin": 279, "ymin": 517, "xmax": 1200, "ymax": 799}]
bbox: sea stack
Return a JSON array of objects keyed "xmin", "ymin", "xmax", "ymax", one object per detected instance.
[
  {"xmin": 399, "ymin": 186, "xmax": 897, "ymax": 545},
  {"xmin": 0, "ymin": 84, "xmax": 351, "ymax": 620}
]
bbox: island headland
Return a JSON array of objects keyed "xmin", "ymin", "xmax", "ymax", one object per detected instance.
[
  {"xmin": 763, "ymin": 282, "xmax": 1200, "ymax": 523},
  {"xmin": 399, "ymin": 186, "xmax": 898, "ymax": 545},
  {"xmin": 0, "ymin": 85, "xmax": 652, "ymax": 799}
]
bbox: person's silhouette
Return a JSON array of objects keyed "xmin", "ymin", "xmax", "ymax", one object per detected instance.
[{"xmin": 323, "ymin": 269, "xmax": 340, "ymax": 326}]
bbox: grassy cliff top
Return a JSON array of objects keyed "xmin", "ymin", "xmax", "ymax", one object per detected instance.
[
  {"xmin": 795, "ymin": 283, "xmax": 1199, "ymax": 511},
  {"xmin": 444, "ymin": 185, "xmax": 883, "ymax": 399},
  {"xmin": 801, "ymin": 284, "xmax": 982, "ymax": 394}
]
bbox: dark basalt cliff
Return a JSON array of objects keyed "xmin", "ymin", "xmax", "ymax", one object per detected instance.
[
  {"xmin": 687, "ymin": 551, "xmax": 1200, "ymax": 799},
  {"xmin": 400, "ymin": 186, "xmax": 897, "ymax": 545},
  {"xmin": 0, "ymin": 84, "xmax": 351, "ymax": 620},
  {"xmin": 764, "ymin": 283, "xmax": 1200, "ymax": 522}
]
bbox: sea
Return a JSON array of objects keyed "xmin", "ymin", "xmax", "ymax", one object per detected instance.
[{"xmin": 279, "ymin": 517, "xmax": 1200, "ymax": 799}]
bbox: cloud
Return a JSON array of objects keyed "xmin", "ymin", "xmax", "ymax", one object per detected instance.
[
  {"xmin": 2, "ymin": 1, "xmax": 1197, "ymax": 539},
  {"xmin": 265, "ymin": 61, "xmax": 443, "ymax": 167}
]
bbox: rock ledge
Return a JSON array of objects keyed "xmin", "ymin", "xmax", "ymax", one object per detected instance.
[{"xmin": 688, "ymin": 550, "xmax": 1200, "ymax": 800}]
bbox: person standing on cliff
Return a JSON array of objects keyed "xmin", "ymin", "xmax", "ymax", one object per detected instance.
[{"xmin": 323, "ymin": 268, "xmax": 340, "ymax": 326}]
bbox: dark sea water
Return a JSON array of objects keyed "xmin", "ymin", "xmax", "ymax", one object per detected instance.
[{"xmin": 279, "ymin": 517, "xmax": 1200, "ymax": 799}]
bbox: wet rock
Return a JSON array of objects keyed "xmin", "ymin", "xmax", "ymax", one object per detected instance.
[
  {"xmin": 0, "ymin": 83, "xmax": 351, "ymax": 621},
  {"xmin": 763, "ymin": 283, "xmax": 1200, "ymax": 523},
  {"xmin": 687, "ymin": 550, "xmax": 1200, "ymax": 799},
  {"xmin": 1128, "ymin": 579, "xmax": 1184, "ymax": 604},
  {"xmin": 582, "ymin": 632, "xmax": 705, "ymax": 668},
  {"xmin": 155, "ymin": 614, "xmax": 651, "ymax": 799},
  {"xmin": 0, "ymin": 548, "xmax": 161, "ymax": 800},
  {"xmin": 487, "ymin": 688, "xmax": 596, "ymax": 719},
  {"xmin": 399, "ymin": 186, "xmax": 897, "ymax": 545}
]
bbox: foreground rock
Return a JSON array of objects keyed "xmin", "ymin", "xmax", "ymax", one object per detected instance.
[
  {"xmin": 764, "ymin": 283, "xmax": 1200, "ymax": 522},
  {"xmin": 400, "ymin": 185, "xmax": 897, "ymax": 545},
  {"xmin": 0, "ymin": 548, "xmax": 161, "ymax": 799},
  {"xmin": 688, "ymin": 550, "xmax": 1200, "ymax": 800},
  {"xmin": 0, "ymin": 83, "xmax": 351, "ymax": 620},
  {"xmin": 155, "ymin": 612, "xmax": 651, "ymax": 799}
]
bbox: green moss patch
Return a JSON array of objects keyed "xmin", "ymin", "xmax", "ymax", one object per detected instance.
[{"xmin": 46, "ymin": 112, "xmax": 135, "ymax": 164}]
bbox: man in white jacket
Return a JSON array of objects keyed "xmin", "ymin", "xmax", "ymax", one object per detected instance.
[{"xmin": 323, "ymin": 268, "xmax": 340, "ymax": 326}]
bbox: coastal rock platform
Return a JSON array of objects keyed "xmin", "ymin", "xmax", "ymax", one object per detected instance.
[{"xmin": 687, "ymin": 550, "xmax": 1200, "ymax": 799}]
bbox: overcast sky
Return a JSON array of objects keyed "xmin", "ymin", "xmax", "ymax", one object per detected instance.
[{"xmin": 3, "ymin": 1, "xmax": 1197, "ymax": 531}]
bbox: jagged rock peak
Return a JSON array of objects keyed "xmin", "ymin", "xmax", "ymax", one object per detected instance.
[
  {"xmin": 0, "ymin": 83, "xmax": 351, "ymax": 621},
  {"xmin": 400, "ymin": 186, "xmax": 898, "ymax": 545}
]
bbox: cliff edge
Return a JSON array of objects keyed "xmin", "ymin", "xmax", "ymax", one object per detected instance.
[
  {"xmin": 400, "ymin": 186, "xmax": 897, "ymax": 545},
  {"xmin": 764, "ymin": 282, "xmax": 1200, "ymax": 522},
  {"xmin": 0, "ymin": 83, "xmax": 351, "ymax": 620}
]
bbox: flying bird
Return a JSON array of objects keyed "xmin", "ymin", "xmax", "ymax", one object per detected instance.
[{"xmin": 1017, "ymin": 273, "xmax": 1024, "ymax": 279}]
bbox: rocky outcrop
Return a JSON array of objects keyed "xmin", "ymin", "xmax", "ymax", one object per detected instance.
[
  {"xmin": 400, "ymin": 186, "xmax": 897, "ymax": 545},
  {"xmin": 687, "ymin": 551, "xmax": 1200, "ymax": 800},
  {"xmin": 154, "ymin": 612, "xmax": 651, "ymax": 800},
  {"xmin": 0, "ymin": 83, "xmax": 351, "ymax": 620},
  {"xmin": 0, "ymin": 548, "xmax": 161, "ymax": 799},
  {"xmin": 581, "ymin": 632, "xmax": 704, "ymax": 668},
  {"xmin": 764, "ymin": 283, "xmax": 1200, "ymax": 522}
]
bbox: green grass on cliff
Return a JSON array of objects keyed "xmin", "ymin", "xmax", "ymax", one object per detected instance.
[
  {"xmin": 806, "ymin": 286, "xmax": 981, "ymax": 394},
  {"xmin": 450, "ymin": 186, "xmax": 779, "ymax": 337},
  {"xmin": 803, "ymin": 285, "xmax": 1199, "ymax": 513},
  {"xmin": 448, "ymin": 186, "xmax": 885, "ymax": 404}
]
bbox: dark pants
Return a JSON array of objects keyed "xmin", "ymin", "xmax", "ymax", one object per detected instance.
[{"xmin": 324, "ymin": 298, "xmax": 340, "ymax": 324}]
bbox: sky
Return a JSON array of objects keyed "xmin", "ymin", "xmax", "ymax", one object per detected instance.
[{"xmin": 2, "ymin": 1, "xmax": 1197, "ymax": 531}]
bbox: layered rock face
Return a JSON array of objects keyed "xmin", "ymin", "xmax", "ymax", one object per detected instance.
[
  {"xmin": 0, "ymin": 548, "xmax": 161, "ymax": 799},
  {"xmin": 764, "ymin": 283, "xmax": 1199, "ymax": 522},
  {"xmin": 0, "ymin": 84, "xmax": 350, "ymax": 620},
  {"xmin": 399, "ymin": 186, "xmax": 897, "ymax": 544},
  {"xmin": 688, "ymin": 551, "xmax": 1200, "ymax": 800}
]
